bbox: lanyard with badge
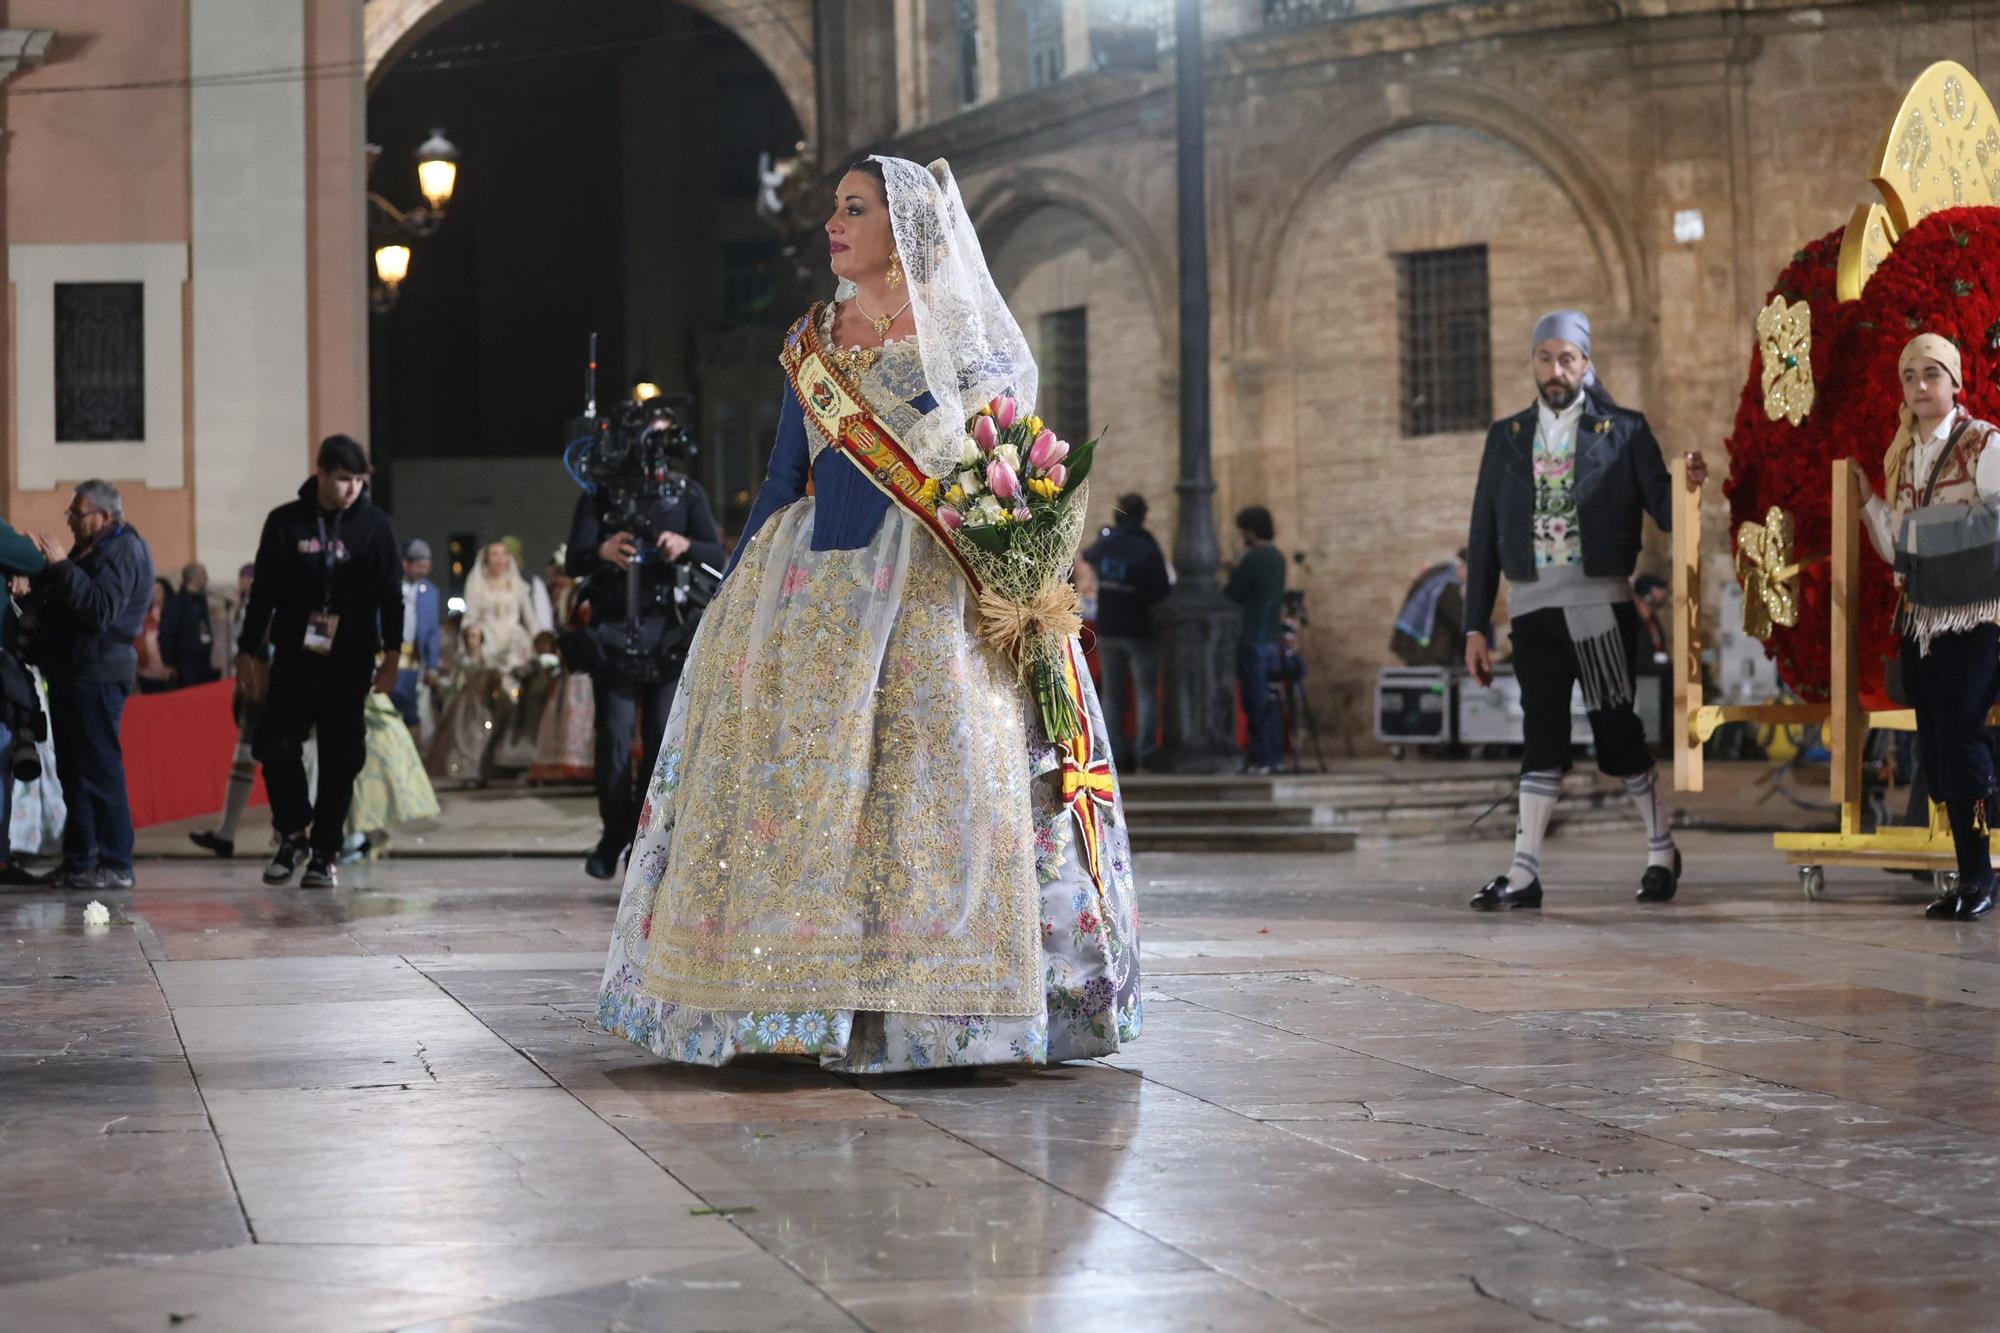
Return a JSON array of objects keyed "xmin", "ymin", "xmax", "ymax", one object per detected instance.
[{"xmin": 304, "ymin": 511, "xmax": 342, "ymax": 654}]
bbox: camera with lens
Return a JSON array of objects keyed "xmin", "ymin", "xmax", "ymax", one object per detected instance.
[{"xmin": 562, "ymin": 364, "xmax": 721, "ymax": 684}]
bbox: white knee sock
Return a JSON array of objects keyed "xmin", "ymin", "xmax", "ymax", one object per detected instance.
[
  {"xmin": 1508, "ymin": 770, "xmax": 1562, "ymax": 888},
  {"xmin": 216, "ymin": 743, "xmax": 256, "ymax": 841},
  {"xmin": 1624, "ymin": 767, "xmax": 1676, "ymax": 868}
]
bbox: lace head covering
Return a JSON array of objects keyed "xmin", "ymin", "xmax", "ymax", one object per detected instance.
[{"xmin": 838, "ymin": 156, "xmax": 1038, "ymax": 479}]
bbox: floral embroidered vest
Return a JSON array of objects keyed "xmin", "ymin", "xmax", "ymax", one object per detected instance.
[{"xmin": 1894, "ymin": 416, "xmax": 2000, "ymax": 516}]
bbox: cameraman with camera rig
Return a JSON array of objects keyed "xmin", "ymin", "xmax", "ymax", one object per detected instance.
[{"xmin": 563, "ymin": 378, "xmax": 726, "ymax": 880}]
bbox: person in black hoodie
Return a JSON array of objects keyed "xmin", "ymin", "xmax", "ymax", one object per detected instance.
[
  {"xmin": 237, "ymin": 435, "xmax": 403, "ymax": 889},
  {"xmin": 1082, "ymin": 494, "xmax": 1171, "ymax": 769},
  {"xmin": 30, "ymin": 479, "xmax": 155, "ymax": 891}
]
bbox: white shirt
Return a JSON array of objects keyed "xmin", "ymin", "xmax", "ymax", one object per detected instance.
[
  {"xmin": 1863, "ymin": 408, "xmax": 2000, "ymax": 562},
  {"xmin": 401, "ymin": 578, "xmax": 419, "ymax": 648},
  {"xmin": 1536, "ymin": 393, "xmax": 1587, "ymax": 458}
]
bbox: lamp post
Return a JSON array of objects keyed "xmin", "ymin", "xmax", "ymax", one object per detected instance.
[
  {"xmin": 368, "ymin": 128, "xmax": 460, "ymax": 313},
  {"xmin": 1153, "ymin": 0, "xmax": 1242, "ymax": 773}
]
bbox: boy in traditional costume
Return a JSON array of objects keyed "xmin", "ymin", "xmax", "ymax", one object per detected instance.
[{"xmin": 1858, "ymin": 333, "xmax": 2000, "ymax": 920}]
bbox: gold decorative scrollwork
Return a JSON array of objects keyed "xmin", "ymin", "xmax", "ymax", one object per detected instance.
[
  {"xmin": 1838, "ymin": 61, "xmax": 2000, "ymax": 301},
  {"xmin": 1736, "ymin": 506, "xmax": 1801, "ymax": 642},
  {"xmin": 1756, "ymin": 296, "xmax": 1814, "ymax": 427}
]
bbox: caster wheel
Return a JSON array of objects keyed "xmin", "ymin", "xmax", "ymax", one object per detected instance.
[
  {"xmin": 1799, "ymin": 865, "xmax": 1825, "ymax": 901},
  {"xmin": 1936, "ymin": 869, "xmax": 1960, "ymax": 895},
  {"xmin": 1390, "ymin": 745, "xmax": 1406, "ymax": 760}
]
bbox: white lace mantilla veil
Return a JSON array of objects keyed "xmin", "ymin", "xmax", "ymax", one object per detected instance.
[{"xmin": 834, "ymin": 155, "xmax": 1039, "ymax": 480}]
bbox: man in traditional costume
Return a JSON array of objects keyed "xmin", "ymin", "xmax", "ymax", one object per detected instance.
[{"xmin": 1464, "ymin": 311, "xmax": 1706, "ymax": 910}]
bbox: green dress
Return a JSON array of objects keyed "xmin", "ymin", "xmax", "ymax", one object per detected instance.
[{"xmin": 347, "ymin": 693, "xmax": 440, "ymax": 839}]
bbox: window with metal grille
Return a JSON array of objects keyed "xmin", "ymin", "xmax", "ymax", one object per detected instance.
[
  {"xmin": 955, "ymin": 0, "xmax": 981, "ymax": 108},
  {"xmin": 1027, "ymin": 0, "xmax": 1065, "ymax": 88},
  {"xmin": 1395, "ymin": 246, "xmax": 1490, "ymax": 437},
  {"xmin": 1038, "ymin": 307, "xmax": 1089, "ymax": 446},
  {"xmin": 54, "ymin": 282, "xmax": 145, "ymax": 442}
]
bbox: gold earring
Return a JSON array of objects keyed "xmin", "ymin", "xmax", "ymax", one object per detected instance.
[{"xmin": 886, "ymin": 254, "xmax": 904, "ymax": 288}]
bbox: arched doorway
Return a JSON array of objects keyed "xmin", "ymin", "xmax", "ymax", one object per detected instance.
[{"xmin": 364, "ymin": 0, "xmax": 806, "ymax": 584}]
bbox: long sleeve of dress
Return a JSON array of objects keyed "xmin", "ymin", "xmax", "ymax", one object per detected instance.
[{"xmin": 727, "ymin": 388, "xmax": 811, "ymax": 577}]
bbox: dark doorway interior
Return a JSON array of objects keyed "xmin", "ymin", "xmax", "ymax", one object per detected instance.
[{"xmin": 367, "ymin": 0, "xmax": 803, "ymax": 567}]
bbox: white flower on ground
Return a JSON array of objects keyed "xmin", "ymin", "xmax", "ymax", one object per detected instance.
[{"xmin": 82, "ymin": 901, "xmax": 111, "ymax": 927}]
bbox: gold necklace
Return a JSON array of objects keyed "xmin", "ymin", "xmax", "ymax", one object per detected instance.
[{"xmin": 850, "ymin": 293, "xmax": 911, "ymax": 339}]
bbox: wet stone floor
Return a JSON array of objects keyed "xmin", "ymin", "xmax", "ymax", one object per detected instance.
[{"xmin": 7, "ymin": 825, "xmax": 2000, "ymax": 1331}]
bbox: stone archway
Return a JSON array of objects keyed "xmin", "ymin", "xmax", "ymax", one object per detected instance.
[
  {"xmin": 966, "ymin": 166, "xmax": 1176, "ymax": 343},
  {"xmin": 1236, "ymin": 77, "xmax": 1647, "ymax": 349},
  {"xmin": 362, "ymin": 0, "xmax": 816, "ymax": 142}
]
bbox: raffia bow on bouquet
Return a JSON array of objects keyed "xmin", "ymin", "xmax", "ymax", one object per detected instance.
[{"xmin": 926, "ymin": 394, "xmax": 1101, "ymax": 742}]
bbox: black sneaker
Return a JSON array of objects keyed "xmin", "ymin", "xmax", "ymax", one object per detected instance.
[
  {"xmin": 263, "ymin": 834, "xmax": 311, "ymax": 886},
  {"xmin": 51, "ymin": 864, "xmax": 98, "ymax": 891},
  {"xmin": 189, "ymin": 830, "xmax": 235, "ymax": 858},
  {"xmin": 97, "ymin": 865, "xmax": 136, "ymax": 890},
  {"xmin": 299, "ymin": 853, "xmax": 338, "ymax": 890}
]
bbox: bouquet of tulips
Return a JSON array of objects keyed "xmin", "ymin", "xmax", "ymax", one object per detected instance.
[{"xmin": 919, "ymin": 394, "xmax": 1100, "ymax": 743}]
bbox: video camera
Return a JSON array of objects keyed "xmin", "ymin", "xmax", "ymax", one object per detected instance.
[{"xmin": 561, "ymin": 335, "xmax": 720, "ymax": 683}]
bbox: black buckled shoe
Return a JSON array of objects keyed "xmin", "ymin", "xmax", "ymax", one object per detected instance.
[
  {"xmin": 1925, "ymin": 878, "xmax": 1963, "ymax": 919},
  {"xmin": 1470, "ymin": 876, "xmax": 1542, "ymax": 911},
  {"xmin": 1636, "ymin": 849, "xmax": 1683, "ymax": 904},
  {"xmin": 1957, "ymin": 876, "xmax": 1997, "ymax": 921}
]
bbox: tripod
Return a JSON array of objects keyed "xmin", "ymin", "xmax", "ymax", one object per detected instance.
[{"xmin": 1276, "ymin": 574, "xmax": 1327, "ymax": 774}]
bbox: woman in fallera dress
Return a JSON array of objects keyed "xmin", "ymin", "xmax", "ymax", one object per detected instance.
[{"xmin": 597, "ymin": 155, "xmax": 1142, "ymax": 1072}]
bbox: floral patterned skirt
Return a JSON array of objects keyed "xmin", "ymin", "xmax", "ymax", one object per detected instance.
[
  {"xmin": 597, "ymin": 497, "xmax": 1141, "ymax": 1072},
  {"xmin": 348, "ymin": 692, "xmax": 440, "ymax": 837},
  {"xmin": 531, "ymin": 671, "xmax": 594, "ymax": 782}
]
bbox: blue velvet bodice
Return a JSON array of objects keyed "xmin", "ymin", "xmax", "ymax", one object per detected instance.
[{"xmin": 726, "ymin": 320, "xmax": 939, "ymax": 577}]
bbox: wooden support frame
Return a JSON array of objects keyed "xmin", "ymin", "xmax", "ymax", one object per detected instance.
[{"xmin": 1671, "ymin": 456, "xmax": 1705, "ymax": 791}]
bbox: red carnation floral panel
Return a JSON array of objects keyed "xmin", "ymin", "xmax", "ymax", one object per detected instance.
[{"xmin": 1723, "ymin": 208, "xmax": 2000, "ymax": 708}]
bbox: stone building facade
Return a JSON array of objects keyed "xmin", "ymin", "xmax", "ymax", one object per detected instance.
[
  {"xmin": 6, "ymin": 0, "xmax": 1993, "ymax": 746},
  {"xmin": 815, "ymin": 0, "xmax": 2000, "ymax": 745}
]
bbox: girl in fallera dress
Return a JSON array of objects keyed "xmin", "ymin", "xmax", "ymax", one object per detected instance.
[
  {"xmin": 597, "ymin": 155, "xmax": 1141, "ymax": 1072},
  {"xmin": 531, "ymin": 563, "xmax": 594, "ymax": 783}
]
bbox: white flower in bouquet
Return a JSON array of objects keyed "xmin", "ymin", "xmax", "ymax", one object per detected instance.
[{"xmin": 960, "ymin": 438, "xmax": 982, "ymax": 468}]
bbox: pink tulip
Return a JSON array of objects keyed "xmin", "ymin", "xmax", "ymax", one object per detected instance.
[
  {"xmin": 986, "ymin": 458, "xmax": 1020, "ymax": 500},
  {"xmin": 1027, "ymin": 429, "xmax": 1068, "ymax": 470},
  {"xmin": 1045, "ymin": 462, "xmax": 1067, "ymax": 488},
  {"xmin": 1012, "ymin": 505, "xmax": 1033, "ymax": 523},
  {"xmin": 972, "ymin": 416, "xmax": 998, "ymax": 452},
  {"xmin": 937, "ymin": 504, "xmax": 964, "ymax": 531},
  {"xmin": 991, "ymin": 396, "xmax": 1019, "ymax": 430}
]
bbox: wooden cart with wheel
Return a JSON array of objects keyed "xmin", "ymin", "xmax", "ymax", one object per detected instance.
[{"xmin": 1674, "ymin": 458, "xmax": 1996, "ymax": 899}]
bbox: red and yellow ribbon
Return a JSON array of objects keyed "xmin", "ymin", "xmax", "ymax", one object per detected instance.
[{"xmin": 1057, "ymin": 638, "xmax": 1113, "ymax": 900}]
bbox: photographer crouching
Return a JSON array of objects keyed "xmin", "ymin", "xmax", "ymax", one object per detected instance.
[{"xmin": 563, "ymin": 388, "xmax": 725, "ymax": 880}]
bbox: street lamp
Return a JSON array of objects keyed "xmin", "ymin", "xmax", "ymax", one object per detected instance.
[
  {"xmin": 1153, "ymin": 0, "xmax": 1243, "ymax": 773},
  {"xmin": 371, "ymin": 244, "xmax": 411, "ymax": 313},
  {"xmin": 415, "ymin": 129, "xmax": 460, "ymax": 211},
  {"xmin": 369, "ymin": 129, "xmax": 460, "ymax": 313}
]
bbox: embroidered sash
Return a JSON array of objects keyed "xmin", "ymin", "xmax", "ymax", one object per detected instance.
[{"xmin": 780, "ymin": 305, "xmax": 983, "ymax": 596}]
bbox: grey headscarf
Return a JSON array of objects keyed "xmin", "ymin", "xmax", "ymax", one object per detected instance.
[{"xmin": 1531, "ymin": 309, "xmax": 1616, "ymax": 409}]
